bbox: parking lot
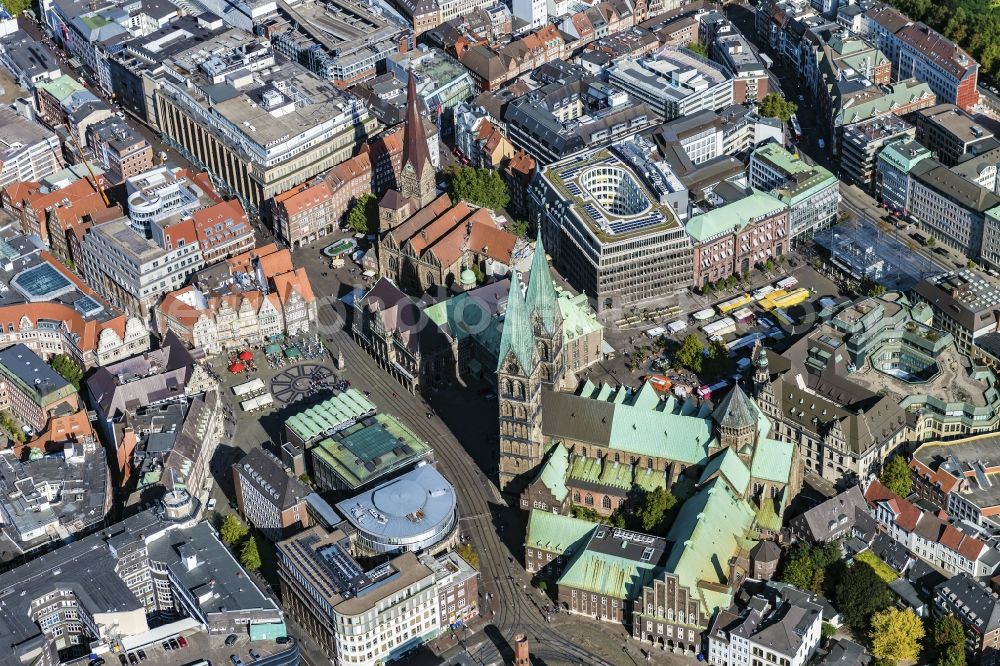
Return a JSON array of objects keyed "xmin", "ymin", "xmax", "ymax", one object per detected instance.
[{"xmin": 112, "ymin": 631, "xmax": 294, "ymax": 666}]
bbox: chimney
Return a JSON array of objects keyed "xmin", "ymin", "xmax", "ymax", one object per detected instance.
[{"xmin": 514, "ymin": 634, "xmax": 529, "ymax": 666}]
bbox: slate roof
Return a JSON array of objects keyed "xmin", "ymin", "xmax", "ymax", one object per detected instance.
[
  {"xmin": 235, "ymin": 447, "xmax": 310, "ymax": 512},
  {"xmin": 793, "ymin": 486, "xmax": 868, "ymax": 542},
  {"xmin": 713, "ymin": 384, "xmax": 758, "ymax": 429}
]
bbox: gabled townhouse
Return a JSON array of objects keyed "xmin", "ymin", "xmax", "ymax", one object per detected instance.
[{"xmin": 865, "ymin": 479, "xmax": 1000, "ymax": 580}]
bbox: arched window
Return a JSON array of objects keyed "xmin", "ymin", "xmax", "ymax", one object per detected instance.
[
  {"xmin": 573, "ymin": 491, "xmax": 580, "ymax": 503},
  {"xmin": 585, "ymin": 493, "xmax": 594, "ymax": 506},
  {"xmin": 602, "ymin": 495, "xmax": 612, "ymax": 509},
  {"xmin": 426, "ymin": 271, "xmax": 434, "ymax": 286},
  {"xmin": 539, "ymin": 342, "xmax": 550, "ymax": 361}
]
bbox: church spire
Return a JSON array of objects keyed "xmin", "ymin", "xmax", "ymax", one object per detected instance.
[
  {"xmin": 497, "ymin": 271, "xmax": 536, "ymax": 373},
  {"xmin": 402, "ymin": 67, "xmax": 431, "ymax": 182},
  {"xmin": 525, "ymin": 229, "xmax": 561, "ymax": 337}
]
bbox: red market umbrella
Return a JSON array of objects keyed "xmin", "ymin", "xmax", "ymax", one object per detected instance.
[
  {"xmin": 238, "ymin": 350, "xmax": 254, "ymax": 361},
  {"xmin": 229, "ymin": 362, "xmax": 245, "ymax": 373}
]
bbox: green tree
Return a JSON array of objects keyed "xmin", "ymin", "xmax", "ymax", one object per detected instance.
[
  {"xmin": 821, "ymin": 623, "xmax": 837, "ymax": 641},
  {"xmin": 879, "ymin": 456, "xmax": 912, "ymax": 498},
  {"xmin": 3, "ymin": 0, "xmax": 33, "ymax": 17},
  {"xmin": 220, "ymin": 514, "xmax": 249, "ymax": 545},
  {"xmin": 445, "ymin": 166, "xmax": 510, "ymax": 210},
  {"xmin": 240, "ymin": 535, "xmax": 262, "ymax": 571},
  {"xmin": 859, "ymin": 277, "xmax": 886, "ymax": 298},
  {"xmin": 686, "ymin": 41, "xmax": 708, "ymax": 57},
  {"xmin": 0, "ymin": 410, "xmax": 25, "ymax": 442},
  {"xmin": 509, "ymin": 219, "xmax": 530, "ymax": 238},
  {"xmin": 778, "ymin": 542, "xmax": 840, "ymax": 595},
  {"xmin": 926, "ymin": 236, "xmax": 937, "ymax": 247},
  {"xmin": 456, "ymin": 543, "xmax": 480, "ymax": 570},
  {"xmin": 537, "ymin": 580, "xmax": 548, "ymax": 592},
  {"xmin": 50, "ymin": 354, "xmax": 84, "ymax": 390},
  {"xmin": 835, "ymin": 560, "xmax": 893, "ymax": 632},
  {"xmin": 636, "ymin": 487, "xmax": 677, "ymax": 533},
  {"xmin": 346, "ymin": 193, "xmax": 377, "ymax": 233},
  {"xmin": 934, "ymin": 615, "xmax": 967, "ymax": 666},
  {"xmin": 675, "ymin": 333, "xmax": 705, "ymax": 373},
  {"xmin": 870, "ymin": 607, "xmax": 924, "ymax": 663},
  {"xmin": 758, "ymin": 93, "xmax": 798, "ymax": 123}
]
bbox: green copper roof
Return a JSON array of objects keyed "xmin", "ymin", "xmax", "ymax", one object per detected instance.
[
  {"xmin": 573, "ymin": 457, "xmax": 634, "ymax": 490},
  {"xmin": 311, "ymin": 413, "xmax": 432, "ymax": 490},
  {"xmin": 525, "ymin": 509, "xmax": 596, "ymax": 555},
  {"xmin": 664, "ymin": 477, "xmax": 756, "ymax": 615},
  {"xmin": 496, "ymin": 271, "xmax": 536, "ymax": 372},
  {"xmin": 558, "ymin": 542, "xmax": 661, "ymax": 600},
  {"xmin": 634, "ymin": 467, "xmax": 668, "ymax": 493},
  {"xmin": 698, "ymin": 449, "xmax": 751, "ymax": 496},
  {"xmin": 285, "ymin": 389, "xmax": 376, "ymax": 443},
  {"xmin": 38, "ymin": 75, "xmax": 83, "ymax": 103},
  {"xmin": 558, "ymin": 290, "xmax": 602, "ymax": 342},
  {"xmin": 751, "ymin": 438, "xmax": 795, "ymax": 484},
  {"xmin": 607, "ymin": 402, "xmax": 712, "ymax": 464},
  {"xmin": 713, "ymin": 385, "xmax": 758, "ymax": 430},
  {"xmin": 536, "ymin": 443, "xmax": 570, "ymax": 502},
  {"xmin": 684, "ymin": 190, "xmax": 786, "ymax": 243},
  {"xmin": 877, "ymin": 139, "xmax": 934, "ymax": 173},
  {"xmin": 526, "ymin": 231, "xmax": 561, "ymax": 337},
  {"xmin": 755, "ymin": 498, "xmax": 783, "ymax": 533},
  {"xmin": 752, "ymin": 143, "xmax": 838, "ymax": 206}
]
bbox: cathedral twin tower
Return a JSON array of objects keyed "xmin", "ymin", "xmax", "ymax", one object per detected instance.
[{"xmin": 497, "ymin": 233, "xmax": 564, "ymax": 492}]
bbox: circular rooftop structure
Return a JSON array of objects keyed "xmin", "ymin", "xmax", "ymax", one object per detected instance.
[
  {"xmin": 580, "ymin": 166, "xmax": 651, "ymax": 218},
  {"xmin": 336, "ymin": 463, "xmax": 457, "ymax": 555}
]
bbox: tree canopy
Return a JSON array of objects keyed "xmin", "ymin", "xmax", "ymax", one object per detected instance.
[
  {"xmin": 346, "ymin": 193, "xmax": 378, "ymax": 234},
  {"xmin": 3, "ymin": 0, "xmax": 32, "ymax": 17},
  {"xmin": 834, "ymin": 560, "xmax": 893, "ymax": 632},
  {"xmin": 778, "ymin": 542, "xmax": 841, "ymax": 595},
  {"xmin": 675, "ymin": 334, "xmax": 706, "ymax": 373},
  {"xmin": 879, "ymin": 456, "xmax": 913, "ymax": 497},
  {"xmin": 636, "ymin": 487, "xmax": 677, "ymax": 533},
  {"xmin": 220, "ymin": 514, "xmax": 249, "ymax": 545},
  {"xmin": 456, "ymin": 543, "xmax": 479, "ymax": 570},
  {"xmin": 687, "ymin": 41, "xmax": 708, "ymax": 57},
  {"xmin": 870, "ymin": 607, "xmax": 924, "ymax": 663},
  {"xmin": 240, "ymin": 535, "xmax": 262, "ymax": 571},
  {"xmin": 758, "ymin": 93, "xmax": 798, "ymax": 122},
  {"xmin": 445, "ymin": 166, "xmax": 510, "ymax": 210},
  {"xmin": 933, "ymin": 614, "xmax": 967, "ymax": 666},
  {"xmin": 50, "ymin": 354, "xmax": 84, "ymax": 390}
]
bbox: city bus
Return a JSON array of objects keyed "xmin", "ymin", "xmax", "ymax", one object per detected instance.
[{"xmin": 790, "ymin": 114, "xmax": 802, "ymax": 141}]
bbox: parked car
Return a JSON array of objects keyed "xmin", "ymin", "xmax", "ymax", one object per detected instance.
[
  {"xmin": 276, "ymin": 636, "xmax": 291, "ymax": 645},
  {"xmin": 178, "ymin": 636, "xmax": 188, "ymax": 648},
  {"xmin": 206, "ymin": 498, "xmax": 216, "ymax": 511},
  {"xmin": 169, "ymin": 639, "xmax": 179, "ymax": 650},
  {"xmin": 162, "ymin": 641, "xmax": 172, "ymax": 651},
  {"xmin": 225, "ymin": 635, "xmax": 238, "ymax": 646},
  {"xmin": 136, "ymin": 650, "xmax": 146, "ymax": 662},
  {"xmin": 249, "ymin": 649, "xmax": 261, "ymax": 660},
  {"xmin": 118, "ymin": 655, "xmax": 128, "ymax": 666},
  {"xmin": 231, "ymin": 656, "xmax": 244, "ymax": 666},
  {"xmin": 127, "ymin": 654, "xmax": 138, "ymax": 666}
]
